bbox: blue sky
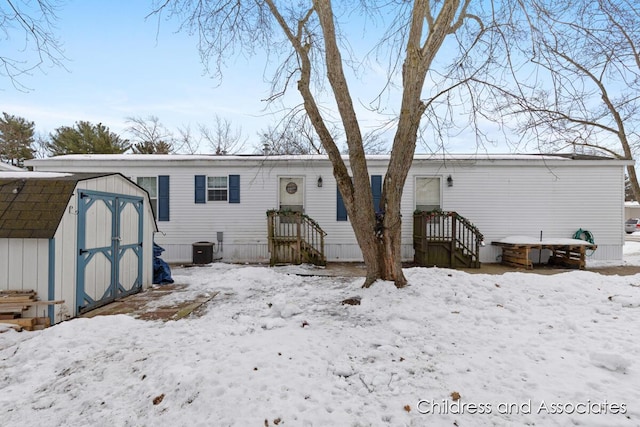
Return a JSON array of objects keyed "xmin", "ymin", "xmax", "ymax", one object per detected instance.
[
  {"xmin": 2, "ymin": 1, "xmax": 511, "ymax": 154},
  {"xmin": 3, "ymin": 0, "xmax": 281, "ymax": 151}
]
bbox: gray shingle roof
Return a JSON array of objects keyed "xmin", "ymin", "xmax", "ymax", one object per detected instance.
[{"xmin": 0, "ymin": 173, "xmax": 116, "ymax": 239}]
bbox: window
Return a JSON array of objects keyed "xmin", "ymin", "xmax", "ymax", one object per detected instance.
[
  {"xmin": 208, "ymin": 176, "xmax": 228, "ymax": 201},
  {"xmin": 195, "ymin": 175, "xmax": 240, "ymax": 204},
  {"xmin": 415, "ymin": 177, "xmax": 441, "ymax": 212},
  {"xmin": 137, "ymin": 177, "xmax": 158, "ymax": 218}
]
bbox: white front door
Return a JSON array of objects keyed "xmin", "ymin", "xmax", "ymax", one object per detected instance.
[
  {"xmin": 415, "ymin": 176, "xmax": 441, "ymax": 212},
  {"xmin": 279, "ymin": 177, "xmax": 304, "ymax": 213}
]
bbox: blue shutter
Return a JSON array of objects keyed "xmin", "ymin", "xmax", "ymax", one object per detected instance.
[
  {"xmin": 371, "ymin": 175, "xmax": 382, "ymax": 214},
  {"xmin": 195, "ymin": 175, "xmax": 206, "ymax": 204},
  {"xmin": 229, "ymin": 175, "xmax": 240, "ymax": 203},
  {"xmin": 158, "ymin": 175, "xmax": 170, "ymax": 221},
  {"xmin": 337, "ymin": 186, "xmax": 347, "ymax": 221}
]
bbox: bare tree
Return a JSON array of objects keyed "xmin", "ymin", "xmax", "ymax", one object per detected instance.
[
  {"xmin": 485, "ymin": 1, "xmax": 640, "ymax": 198},
  {"xmin": 126, "ymin": 115, "xmax": 174, "ymax": 154},
  {"xmin": 32, "ymin": 131, "xmax": 49, "ymax": 158},
  {"xmin": 260, "ymin": 109, "xmax": 389, "ymax": 155},
  {"xmin": 151, "ymin": 1, "xmax": 490, "ymax": 287},
  {"xmin": 172, "ymin": 124, "xmax": 201, "ymax": 154},
  {"xmin": 258, "ymin": 111, "xmax": 326, "ymax": 155},
  {"xmin": 149, "ymin": 1, "xmax": 523, "ymax": 288},
  {"xmin": 1, "ymin": 0, "xmax": 66, "ymax": 89},
  {"xmin": 341, "ymin": 131, "xmax": 390, "ymax": 155},
  {"xmin": 199, "ymin": 115, "xmax": 245, "ymax": 155}
]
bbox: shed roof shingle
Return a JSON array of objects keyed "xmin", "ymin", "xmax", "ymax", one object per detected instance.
[{"xmin": 0, "ymin": 173, "xmax": 115, "ymax": 239}]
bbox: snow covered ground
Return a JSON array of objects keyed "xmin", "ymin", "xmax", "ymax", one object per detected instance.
[{"xmin": 2, "ymin": 245, "xmax": 640, "ymax": 426}]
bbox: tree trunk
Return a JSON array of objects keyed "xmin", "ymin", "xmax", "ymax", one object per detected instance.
[
  {"xmin": 628, "ymin": 165, "xmax": 640, "ymax": 203},
  {"xmin": 337, "ymin": 176, "xmax": 405, "ymax": 289},
  {"xmin": 267, "ymin": 0, "xmax": 466, "ymax": 288}
]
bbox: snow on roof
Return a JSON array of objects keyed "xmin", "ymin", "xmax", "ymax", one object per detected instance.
[
  {"xmin": 24, "ymin": 152, "xmax": 626, "ymax": 165},
  {"xmin": 0, "ymin": 163, "xmax": 24, "ymax": 171},
  {"xmin": 0, "ymin": 171, "xmax": 73, "ymax": 178}
]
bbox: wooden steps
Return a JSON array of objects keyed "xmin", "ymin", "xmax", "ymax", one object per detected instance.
[
  {"xmin": 267, "ymin": 210, "xmax": 327, "ymax": 266},
  {"xmin": 413, "ymin": 211, "xmax": 483, "ymax": 269}
]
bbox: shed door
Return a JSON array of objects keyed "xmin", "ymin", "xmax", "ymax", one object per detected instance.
[{"xmin": 76, "ymin": 189, "xmax": 144, "ymax": 314}]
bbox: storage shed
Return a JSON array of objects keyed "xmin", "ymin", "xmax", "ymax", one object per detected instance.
[{"xmin": 0, "ymin": 172, "xmax": 157, "ymax": 325}]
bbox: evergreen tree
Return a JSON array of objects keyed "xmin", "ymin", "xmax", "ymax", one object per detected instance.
[
  {"xmin": 0, "ymin": 112, "xmax": 35, "ymax": 167},
  {"xmin": 47, "ymin": 121, "xmax": 130, "ymax": 156},
  {"xmin": 131, "ymin": 141, "xmax": 156, "ymax": 154},
  {"xmin": 131, "ymin": 140, "xmax": 172, "ymax": 154}
]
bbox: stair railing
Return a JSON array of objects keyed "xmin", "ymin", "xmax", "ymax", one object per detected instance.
[
  {"xmin": 267, "ymin": 210, "xmax": 327, "ymax": 266},
  {"xmin": 413, "ymin": 210, "xmax": 483, "ymax": 268}
]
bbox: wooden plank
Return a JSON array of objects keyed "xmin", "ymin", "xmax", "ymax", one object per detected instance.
[
  {"xmin": 0, "ymin": 313, "xmax": 19, "ymax": 319},
  {"xmin": 550, "ymin": 248, "xmax": 586, "ymax": 269},
  {"xmin": 0, "ymin": 290, "xmax": 36, "ymax": 294},
  {"xmin": 32, "ymin": 317, "xmax": 51, "ymax": 331},
  {"xmin": 0, "ymin": 297, "xmax": 36, "ymax": 304},
  {"xmin": 492, "ymin": 241, "xmax": 541, "ymax": 250},
  {"xmin": 493, "ymin": 240, "xmax": 597, "ymax": 270},
  {"xmin": 0, "ymin": 305, "xmax": 28, "ymax": 314},
  {"xmin": 501, "ymin": 245, "xmax": 532, "ymax": 269},
  {"xmin": 0, "ymin": 299, "xmax": 65, "ymax": 307},
  {"xmin": 0, "ymin": 292, "xmax": 36, "ymax": 297},
  {"xmin": 502, "ymin": 254, "xmax": 532, "ymax": 269},
  {"xmin": 0, "ymin": 318, "xmax": 36, "ymax": 331}
]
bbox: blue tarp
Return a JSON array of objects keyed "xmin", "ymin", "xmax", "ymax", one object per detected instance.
[{"xmin": 153, "ymin": 243, "xmax": 174, "ymax": 285}]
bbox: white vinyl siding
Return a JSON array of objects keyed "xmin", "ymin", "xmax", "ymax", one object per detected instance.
[
  {"xmin": 0, "ymin": 238, "xmax": 49, "ymax": 318},
  {"xmin": 26, "ymin": 155, "xmax": 629, "ymax": 265}
]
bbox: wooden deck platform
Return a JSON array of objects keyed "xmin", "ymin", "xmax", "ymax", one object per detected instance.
[
  {"xmin": 492, "ymin": 239, "xmax": 596, "ymax": 270},
  {"xmin": 80, "ymin": 284, "xmax": 218, "ymax": 322}
]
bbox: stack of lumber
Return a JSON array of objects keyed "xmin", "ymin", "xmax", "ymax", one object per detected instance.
[{"xmin": 0, "ymin": 290, "xmax": 58, "ymax": 331}]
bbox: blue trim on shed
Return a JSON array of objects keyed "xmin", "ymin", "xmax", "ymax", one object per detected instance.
[
  {"xmin": 76, "ymin": 189, "xmax": 145, "ymax": 315},
  {"xmin": 48, "ymin": 238, "xmax": 55, "ymax": 325}
]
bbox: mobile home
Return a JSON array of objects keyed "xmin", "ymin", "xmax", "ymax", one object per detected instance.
[{"xmin": 26, "ymin": 153, "xmax": 629, "ymax": 266}]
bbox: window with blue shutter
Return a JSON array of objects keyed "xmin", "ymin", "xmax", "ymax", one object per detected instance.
[
  {"xmin": 195, "ymin": 175, "xmax": 206, "ymax": 204},
  {"xmin": 337, "ymin": 186, "xmax": 347, "ymax": 221},
  {"xmin": 229, "ymin": 175, "xmax": 240, "ymax": 203},
  {"xmin": 371, "ymin": 175, "xmax": 382, "ymax": 214},
  {"xmin": 158, "ymin": 175, "xmax": 170, "ymax": 221}
]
